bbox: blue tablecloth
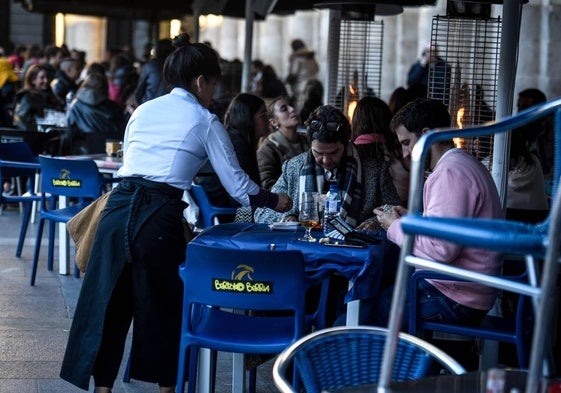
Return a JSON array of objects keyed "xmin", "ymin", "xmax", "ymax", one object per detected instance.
[{"xmin": 188, "ymin": 223, "xmax": 398, "ymax": 301}]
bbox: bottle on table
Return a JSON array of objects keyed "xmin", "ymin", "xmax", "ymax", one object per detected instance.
[
  {"xmin": 323, "ymin": 182, "xmax": 341, "ymax": 237},
  {"xmin": 65, "ymin": 91, "xmax": 74, "ymax": 112}
]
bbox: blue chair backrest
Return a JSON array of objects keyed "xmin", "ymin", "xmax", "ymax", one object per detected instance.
[
  {"xmin": 0, "ymin": 142, "xmax": 39, "ymax": 178},
  {"xmin": 294, "ymin": 331, "xmax": 431, "ymax": 392},
  {"xmin": 274, "ymin": 326, "xmax": 465, "ymax": 393},
  {"xmin": 189, "ymin": 183, "xmax": 238, "ymax": 228},
  {"xmin": 182, "ymin": 244, "xmax": 311, "ymax": 335},
  {"xmin": 38, "ymin": 155, "xmax": 104, "ymax": 200}
]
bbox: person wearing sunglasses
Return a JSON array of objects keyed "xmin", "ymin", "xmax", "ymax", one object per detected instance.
[{"xmin": 255, "ymin": 104, "xmax": 401, "ymax": 229}]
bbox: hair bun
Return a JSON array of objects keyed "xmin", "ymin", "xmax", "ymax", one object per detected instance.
[{"xmin": 172, "ymin": 33, "xmax": 191, "ymax": 49}]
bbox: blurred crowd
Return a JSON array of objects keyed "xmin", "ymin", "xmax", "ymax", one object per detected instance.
[{"xmin": 0, "ymin": 38, "xmax": 552, "ymax": 211}]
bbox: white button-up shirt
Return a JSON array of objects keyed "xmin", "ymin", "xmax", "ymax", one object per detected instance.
[{"xmin": 118, "ymin": 88, "xmax": 259, "ymax": 205}]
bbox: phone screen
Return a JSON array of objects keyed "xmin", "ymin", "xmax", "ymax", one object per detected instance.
[{"xmin": 328, "ymin": 215, "xmax": 354, "ymax": 235}]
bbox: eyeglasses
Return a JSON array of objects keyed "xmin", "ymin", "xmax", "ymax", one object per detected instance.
[{"xmin": 309, "ymin": 120, "xmax": 343, "ymax": 133}]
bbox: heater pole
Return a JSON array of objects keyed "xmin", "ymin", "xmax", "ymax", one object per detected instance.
[
  {"xmin": 326, "ymin": 9, "xmax": 341, "ymax": 107},
  {"xmin": 491, "ymin": 1, "xmax": 522, "ymax": 205},
  {"xmin": 241, "ymin": 0, "xmax": 254, "ymax": 93}
]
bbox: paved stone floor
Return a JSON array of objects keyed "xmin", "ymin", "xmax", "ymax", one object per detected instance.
[{"xmin": 0, "ymin": 206, "xmax": 277, "ymax": 393}]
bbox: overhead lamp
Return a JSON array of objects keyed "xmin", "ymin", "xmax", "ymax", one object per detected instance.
[{"xmin": 314, "ymin": 1, "xmax": 404, "ymax": 18}]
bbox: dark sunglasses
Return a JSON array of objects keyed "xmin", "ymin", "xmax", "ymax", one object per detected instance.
[{"xmin": 309, "ymin": 120, "xmax": 343, "ymax": 133}]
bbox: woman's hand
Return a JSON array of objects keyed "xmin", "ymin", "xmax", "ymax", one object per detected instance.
[
  {"xmin": 274, "ymin": 193, "xmax": 293, "ymax": 213},
  {"xmin": 281, "ymin": 215, "xmax": 299, "ymax": 223},
  {"xmin": 373, "ymin": 204, "xmax": 404, "ymax": 231}
]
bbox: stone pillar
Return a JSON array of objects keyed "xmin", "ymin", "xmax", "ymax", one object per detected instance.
[
  {"xmin": 215, "ymin": 18, "xmax": 239, "ymax": 61},
  {"xmin": 254, "ymin": 16, "xmax": 285, "ymax": 77},
  {"xmin": 515, "ymin": 0, "xmax": 561, "ymax": 100}
]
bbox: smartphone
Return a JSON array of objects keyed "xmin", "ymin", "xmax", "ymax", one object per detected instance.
[
  {"xmin": 327, "ymin": 214, "xmax": 354, "ymax": 236},
  {"xmin": 327, "ymin": 215, "xmax": 382, "ymax": 246}
]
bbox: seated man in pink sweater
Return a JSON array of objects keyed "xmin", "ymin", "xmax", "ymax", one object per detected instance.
[{"xmin": 369, "ymin": 98, "xmax": 503, "ymax": 327}]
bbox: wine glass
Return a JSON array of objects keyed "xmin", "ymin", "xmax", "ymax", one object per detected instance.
[{"xmin": 298, "ymin": 192, "xmax": 319, "ymax": 242}]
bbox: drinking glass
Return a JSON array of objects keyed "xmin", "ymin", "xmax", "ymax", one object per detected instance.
[{"xmin": 298, "ymin": 192, "xmax": 319, "ymax": 242}]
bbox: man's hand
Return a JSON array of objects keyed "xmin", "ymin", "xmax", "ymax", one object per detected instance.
[
  {"xmin": 356, "ymin": 219, "xmax": 380, "ymax": 231},
  {"xmin": 373, "ymin": 204, "xmax": 404, "ymax": 231},
  {"xmin": 274, "ymin": 193, "xmax": 293, "ymax": 213}
]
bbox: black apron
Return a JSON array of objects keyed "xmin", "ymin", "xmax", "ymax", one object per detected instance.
[{"xmin": 60, "ymin": 177, "xmax": 187, "ymax": 390}]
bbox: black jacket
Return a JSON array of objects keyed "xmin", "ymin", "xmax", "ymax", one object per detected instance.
[
  {"xmin": 68, "ymin": 86, "xmax": 126, "ymax": 138},
  {"xmin": 134, "ymin": 59, "xmax": 167, "ymax": 104},
  {"xmin": 51, "ymin": 69, "xmax": 78, "ymax": 107},
  {"xmin": 13, "ymin": 87, "xmax": 63, "ymax": 131}
]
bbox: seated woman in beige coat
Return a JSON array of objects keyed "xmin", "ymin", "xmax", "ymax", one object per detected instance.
[{"xmin": 257, "ymin": 96, "xmax": 309, "ymax": 190}]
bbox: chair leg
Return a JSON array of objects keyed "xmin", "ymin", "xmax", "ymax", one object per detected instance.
[
  {"xmin": 209, "ymin": 350, "xmax": 217, "ymax": 393},
  {"xmin": 186, "ymin": 347, "xmax": 198, "ymax": 393},
  {"xmin": 248, "ymin": 367, "xmax": 257, "ymax": 393},
  {"xmin": 177, "ymin": 346, "xmax": 219, "ymax": 393},
  {"xmin": 16, "ymin": 202, "xmax": 32, "ymax": 258},
  {"xmin": 30, "ymin": 218, "xmax": 45, "ymax": 286},
  {"xmin": 177, "ymin": 345, "xmax": 191, "ymax": 393},
  {"xmin": 47, "ymin": 220, "xmax": 55, "ymax": 271}
]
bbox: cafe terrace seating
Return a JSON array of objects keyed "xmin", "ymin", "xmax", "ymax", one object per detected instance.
[
  {"xmin": 272, "ymin": 326, "xmax": 466, "ymax": 393},
  {"xmin": 30, "ymin": 155, "xmax": 107, "ymax": 286},
  {"xmin": 379, "ymin": 97, "xmax": 561, "ymax": 393},
  {"xmin": 176, "ymin": 244, "xmax": 327, "ymax": 393},
  {"xmin": 0, "ymin": 141, "xmax": 41, "ymax": 257},
  {"xmin": 0, "ymin": 127, "xmax": 64, "ymax": 156}
]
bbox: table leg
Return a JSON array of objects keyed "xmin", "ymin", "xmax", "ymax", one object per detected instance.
[
  {"xmin": 346, "ymin": 299, "xmax": 360, "ymax": 326},
  {"xmin": 58, "ymin": 196, "xmax": 69, "ymax": 275},
  {"xmin": 232, "ymin": 353, "xmax": 246, "ymax": 393},
  {"xmin": 197, "ymin": 348, "xmax": 212, "ymax": 393},
  {"xmin": 479, "ymin": 301, "xmax": 501, "ymax": 369},
  {"xmin": 30, "ymin": 173, "xmax": 40, "ymax": 224},
  {"xmin": 346, "ymin": 280, "xmax": 360, "ymax": 326}
]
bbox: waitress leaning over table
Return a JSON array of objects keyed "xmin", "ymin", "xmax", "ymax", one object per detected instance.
[{"xmin": 60, "ymin": 33, "xmax": 292, "ymax": 393}]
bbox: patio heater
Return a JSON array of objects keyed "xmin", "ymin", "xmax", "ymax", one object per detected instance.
[
  {"xmin": 315, "ymin": 1, "xmax": 403, "ymax": 122},
  {"xmin": 428, "ymin": 1, "xmax": 502, "ymax": 166}
]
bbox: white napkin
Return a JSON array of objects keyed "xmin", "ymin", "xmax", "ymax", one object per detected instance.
[{"xmin": 268, "ymin": 222, "xmax": 300, "ymax": 231}]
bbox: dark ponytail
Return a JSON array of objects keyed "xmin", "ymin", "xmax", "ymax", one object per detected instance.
[{"xmin": 163, "ymin": 33, "xmax": 221, "ymax": 92}]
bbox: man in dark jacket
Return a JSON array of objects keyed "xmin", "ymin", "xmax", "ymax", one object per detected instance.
[
  {"xmin": 66, "ymin": 72, "xmax": 126, "ymax": 154},
  {"xmin": 134, "ymin": 39, "xmax": 173, "ymax": 105},
  {"xmin": 407, "ymin": 45, "xmax": 451, "ymax": 106},
  {"xmin": 51, "ymin": 57, "xmax": 80, "ymax": 108}
]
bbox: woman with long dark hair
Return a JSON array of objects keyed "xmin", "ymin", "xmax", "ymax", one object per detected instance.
[
  {"xmin": 13, "ymin": 63, "xmax": 63, "ymax": 130},
  {"xmin": 60, "ymin": 34, "xmax": 291, "ymax": 393},
  {"xmin": 195, "ymin": 93, "xmax": 269, "ymax": 208},
  {"xmin": 257, "ymin": 95, "xmax": 309, "ymax": 190},
  {"xmin": 352, "ymin": 96, "xmax": 410, "ymax": 205}
]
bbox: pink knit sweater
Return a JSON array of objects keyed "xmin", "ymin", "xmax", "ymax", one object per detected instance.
[{"xmin": 387, "ymin": 148, "xmax": 503, "ymax": 310}]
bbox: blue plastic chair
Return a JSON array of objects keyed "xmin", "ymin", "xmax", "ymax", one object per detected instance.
[
  {"xmin": 189, "ymin": 183, "xmax": 238, "ymax": 229},
  {"xmin": 379, "ymin": 98, "xmax": 561, "ymax": 393},
  {"xmin": 408, "ymin": 269, "xmax": 533, "ymax": 368},
  {"xmin": 273, "ymin": 326, "xmax": 466, "ymax": 393},
  {"xmin": 0, "ymin": 141, "xmax": 41, "ymax": 257},
  {"xmin": 176, "ymin": 243, "xmax": 324, "ymax": 393},
  {"xmin": 30, "ymin": 155, "xmax": 107, "ymax": 286}
]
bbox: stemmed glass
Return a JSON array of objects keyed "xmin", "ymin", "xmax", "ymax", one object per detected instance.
[{"xmin": 298, "ymin": 192, "xmax": 319, "ymax": 242}]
